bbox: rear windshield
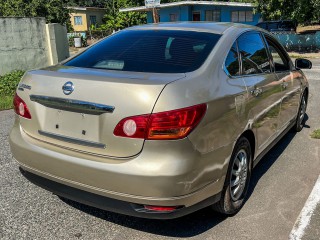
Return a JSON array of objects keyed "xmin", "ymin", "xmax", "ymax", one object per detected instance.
[{"xmin": 65, "ymin": 30, "xmax": 221, "ymax": 73}]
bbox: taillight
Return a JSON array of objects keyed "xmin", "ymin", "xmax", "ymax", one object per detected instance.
[
  {"xmin": 114, "ymin": 104, "xmax": 206, "ymax": 140},
  {"xmin": 13, "ymin": 93, "xmax": 32, "ymax": 119},
  {"xmin": 143, "ymin": 205, "xmax": 180, "ymax": 212},
  {"xmin": 113, "ymin": 114, "xmax": 149, "ymax": 139}
]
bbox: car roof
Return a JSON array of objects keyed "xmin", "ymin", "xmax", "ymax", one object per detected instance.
[{"xmin": 126, "ymin": 22, "xmax": 261, "ymax": 35}]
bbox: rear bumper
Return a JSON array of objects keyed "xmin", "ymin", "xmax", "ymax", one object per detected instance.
[
  {"xmin": 20, "ymin": 168, "xmax": 221, "ymax": 219},
  {"xmin": 10, "ymin": 117, "xmax": 225, "ymax": 217}
]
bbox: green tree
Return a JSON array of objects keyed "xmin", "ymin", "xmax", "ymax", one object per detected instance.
[
  {"xmin": 0, "ymin": 0, "xmax": 70, "ymax": 25},
  {"xmin": 255, "ymin": 0, "xmax": 320, "ymax": 24},
  {"xmin": 63, "ymin": 0, "xmax": 107, "ymax": 8},
  {"xmin": 100, "ymin": 0, "xmax": 146, "ymax": 31}
]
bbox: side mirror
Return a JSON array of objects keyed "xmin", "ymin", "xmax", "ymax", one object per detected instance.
[{"xmin": 295, "ymin": 58, "xmax": 312, "ymax": 69}]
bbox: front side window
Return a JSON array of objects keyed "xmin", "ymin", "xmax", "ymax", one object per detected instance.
[
  {"xmin": 65, "ymin": 30, "xmax": 221, "ymax": 73},
  {"xmin": 74, "ymin": 16, "xmax": 83, "ymax": 25},
  {"xmin": 225, "ymin": 42, "xmax": 240, "ymax": 76},
  {"xmin": 265, "ymin": 37, "xmax": 290, "ymax": 72},
  {"xmin": 237, "ymin": 32, "xmax": 271, "ymax": 75}
]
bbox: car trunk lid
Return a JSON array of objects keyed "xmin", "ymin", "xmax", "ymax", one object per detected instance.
[{"xmin": 18, "ymin": 66, "xmax": 185, "ymax": 158}]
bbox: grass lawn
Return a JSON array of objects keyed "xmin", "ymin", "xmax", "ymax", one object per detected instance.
[
  {"xmin": 311, "ymin": 129, "xmax": 320, "ymax": 139},
  {"xmin": 0, "ymin": 95, "xmax": 14, "ymax": 111}
]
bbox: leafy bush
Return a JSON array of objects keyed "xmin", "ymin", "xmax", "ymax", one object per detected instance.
[
  {"xmin": 0, "ymin": 70, "xmax": 25, "ymax": 96},
  {"xmin": 311, "ymin": 129, "xmax": 320, "ymax": 139}
]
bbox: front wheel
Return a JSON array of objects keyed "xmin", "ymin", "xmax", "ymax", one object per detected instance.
[
  {"xmin": 212, "ymin": 137, "xmax": 252, "ymax": 215},
  {"xmin": 293, "ymin": 92, "xmax": 307, "ymax": 132}
]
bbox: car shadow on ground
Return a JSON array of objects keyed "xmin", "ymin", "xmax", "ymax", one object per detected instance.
[
  {"xmin": 60, "ymin": 116, "xmax": 309, "ymax": 238},
  {"xmin": 60, "ymin": 197, "xmax": 227, "ymax": 238}
]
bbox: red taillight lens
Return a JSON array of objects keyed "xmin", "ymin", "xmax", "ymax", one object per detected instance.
[
  {"xmin": 13, "ymin": 93, "xmax": 32, "ymax": 119},
  {"xmin": 144, "ymin": 205, "xmax": 179, "ymax": 212},
  {"xmin": 113, "ymin": 104, "xmax": 206, "ymax": 140},
  {"xmin": 113, "ymin": 114, "xmax": 149, "ymax": 139},
  {"xmin": 147, "ymin": 104, "xmax": 207, "ymax": 140}
]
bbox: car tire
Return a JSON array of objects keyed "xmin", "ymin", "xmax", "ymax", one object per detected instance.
[
  {"xmin": 293, "ymin": 92, "xmax": 307, "ymax": 132},
  {"xmin": 212, "ymin": 136, "xmax": 252, "ymax": 215}
]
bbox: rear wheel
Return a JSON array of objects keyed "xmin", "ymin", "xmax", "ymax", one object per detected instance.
[
  {"xmin": 293, "ymin": 92, "xmax": 307, "ymax": 132},
  {"xmin": 213, "ymin": 137, "xmax": 252, "ymax": 215}
]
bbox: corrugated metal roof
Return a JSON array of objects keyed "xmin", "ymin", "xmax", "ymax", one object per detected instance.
[
  {"xmin": 120, "ymin": 1, "xmax": 253, "ymax": 12},
  {"xmin": 67, "ymin": 6, "xmax": 107, "ymax": 11}
]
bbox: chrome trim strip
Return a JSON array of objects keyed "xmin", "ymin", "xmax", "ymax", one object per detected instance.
[
  {"xmin": 30, "ymin": 95, "xmax": 115, "ymax": 115},
  {"xmin": 38, "ymin": 130, "xmax": 106, "ymax": 149}
]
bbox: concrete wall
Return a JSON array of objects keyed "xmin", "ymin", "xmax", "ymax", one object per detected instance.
[
  {"xmin": 46, "ymin": 23, "xmax": 70, "ymax": 63},
  {"xmin": 0, "ymin": 18, "xmax": 49, "ymax": 75},
  {"xmin": 0, "ymin": 17, "xmax": 69, "ymax": 75}
]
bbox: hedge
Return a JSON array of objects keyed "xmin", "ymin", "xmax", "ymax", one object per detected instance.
[{"xmin": 0, "ymin": 70, "xmax": 25, "ymax": 96}]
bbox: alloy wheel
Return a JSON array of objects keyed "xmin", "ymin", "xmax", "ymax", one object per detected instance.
[{"xmin": 230, "ymin": 149, "xmax": 248, "ymax": 201}]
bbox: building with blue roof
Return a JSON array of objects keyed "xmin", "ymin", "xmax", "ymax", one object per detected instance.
[{"xmin": 120, "ymin": 1, "xmax": 261, "ymax": 25}]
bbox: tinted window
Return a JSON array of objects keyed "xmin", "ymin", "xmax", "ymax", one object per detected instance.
[
  {"xmin": 265, "ymin": 37, "xmax": 290, "ymax": 72},
  {"xmin": 225, "ymin": 42, "xmax": 240, "ymax": 76},
  {"xmin": 280, "ymin": 21, "xmax": 295, "ymax": 30},
  {"xmin": 237, "ymin": 32, "xmax": 271, "ymax": 75},
  {"xmin": 256, "ymin": 23, "xmax": 267, "ymax": 30},
  {"xmin": 65, "ymin": 30, "xmax": 221, "ymax": 73},
  {"xmin": 268, "ymin": 22, "xmax": 279, "ymax": 31}
]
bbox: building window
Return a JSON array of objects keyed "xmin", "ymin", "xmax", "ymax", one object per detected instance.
[
  {"xmin": 169, "ymin": 13, "xmax": 179, "ymax": 22},
  {"xmin": 231, "ymin": 11, "xmax": 253, "ymax": 22},
  {"xmin": 192, "ymin": 11, "xmax": 201, "ymax": 21},
  {"xmin": 205, "ymin": 10, "xmax": 221, "ymax": 22},
  {"xmin": 89, "ymin": 15, "xmax": 97, "ymax": 25},
  {"xmin": 245, "ymin": 11, "xmax": 253, "ymax": 22},
  {"xmin": 74, "ymin": 16, "xmax": 83, "ymax": 25}
]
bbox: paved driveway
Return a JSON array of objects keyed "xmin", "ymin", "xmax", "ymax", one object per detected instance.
[{"xmin": 1, "ymin": 61, "xmax": 319, "ymax": 240}]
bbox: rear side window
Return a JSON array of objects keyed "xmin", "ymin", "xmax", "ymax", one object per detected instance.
[
  {"xmin": 237, "ymin": 32, "xmax": 271, "ymax": 75},
  {"xmin": 225, "ymin": 42, "xmax": 240, "ymax": 76},
  {"xmin": 65, "ymin": 30, "xmax": 221, "ymax": 73}
]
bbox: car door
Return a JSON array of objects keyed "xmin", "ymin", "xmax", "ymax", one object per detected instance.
[
  {"xmin": 237, "ymin": 31, "xmax": 283, "ymax": 154},
  {"xmin": 263, "ymin": 34, "xmax": 303, "ymax": 132}
]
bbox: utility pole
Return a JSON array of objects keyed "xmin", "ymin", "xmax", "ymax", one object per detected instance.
[{"xmin": 152, "ymin": 8, "xmax": 159, "ymax": 23}]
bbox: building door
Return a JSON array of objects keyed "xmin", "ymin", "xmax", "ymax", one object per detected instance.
[{"xmin": 192, "ymin": 12, "xmax": 200, "ymax": 21}]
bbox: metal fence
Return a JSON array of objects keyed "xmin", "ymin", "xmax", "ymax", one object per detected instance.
[{"xmin": 273, "ymin": 31, "xmax": 320, "ymax": 52}]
